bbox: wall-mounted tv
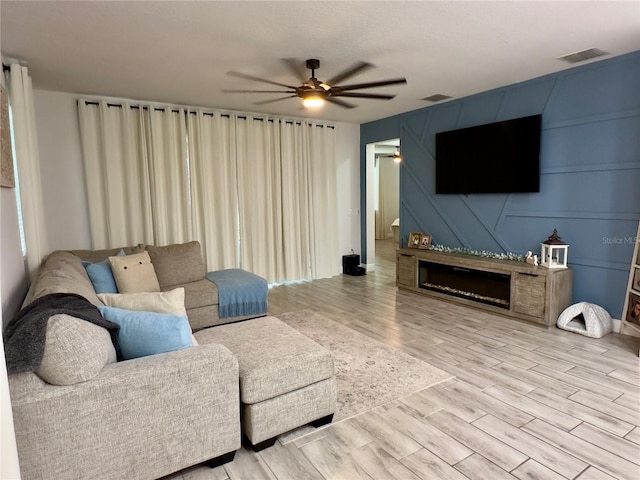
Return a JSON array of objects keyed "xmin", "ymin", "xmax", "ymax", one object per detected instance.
[{"xmin": 435, "ymin": 114, "xmax": 541, "ymax": 194}]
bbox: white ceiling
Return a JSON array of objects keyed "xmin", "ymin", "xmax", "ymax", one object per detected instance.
[{"xmin": 2, "ymin": 1, "xmax": 639, "ymax": 124}]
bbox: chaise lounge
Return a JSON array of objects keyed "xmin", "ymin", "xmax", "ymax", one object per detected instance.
[{"xmin": 6, "ymin": 241, "xmax": 337, "ymax": 480}]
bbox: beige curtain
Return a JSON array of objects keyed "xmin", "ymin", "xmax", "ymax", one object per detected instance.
[
  {"xmin": 187, "ymin": 111, "xmax": 240, "ymax": 271},
  {"xmin": 280, "ymin": 121, "xmax": 312, "ymax": 280},
  {"xmin": 77, "ymin": 101, "xmax": 188, "ymax": 249},
  {"xmin": 307, "ymin": 123, "xmax": 339, "ymax": 279},
  {"xmin": 146, "ymin": 108, "xmax": 191, "ymax": 245},
  {"xmin": 78, "ymin": 100, "xmax": 339, "ymax": 283},
  {"xmin": 7, "ymin": 64, "xmax": 49, "ymax": 277},
  {"xmin": 236, "ymin": 117, "xmax": 285, "ymax": 283}
]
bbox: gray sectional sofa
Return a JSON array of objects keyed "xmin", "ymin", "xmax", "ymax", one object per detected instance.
[{"xmin": 6, "ymin": 241, "xmax": 337, "ymax": 480}]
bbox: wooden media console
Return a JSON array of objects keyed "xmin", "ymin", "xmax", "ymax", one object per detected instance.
[{"xmin": 397, "ymin": 248, "xmax": 573, "ymax": 327}]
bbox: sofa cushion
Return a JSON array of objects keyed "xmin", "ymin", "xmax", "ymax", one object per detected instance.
[
  {"xmin": 169, "ymin": 279, "xmax": 219, "ymax": 310},
  {"xmin": 24, "ymin": 251, "xmax": 102, "ymax": 307},
  {"xmin": 71, "ymin": 244, "xmax": 146, "ymax": 263},
  {"xmin": 147, "ymin": 241, "xmax": 206, "ymax": 288},
  {"xmin": 195, "ymin": 316, "xmax": 335, "ymax": 404},
  {"xmin": 37, "ymin": 314, "xmax": 117, "ymax": 386},
  {"xmin": 109, "ymin": 251, "xmax": 160, "ymax": 293},
  {"xmin": 82, "ymin": 249, "xmax": 125, "ymax": 294},
  {"xmin": 98, "ymin": 306, "xmax": 193, "ymax": 360},
  {"xmin": 97, "ymin": 288, "xmax": 187, "ymax": 316}
]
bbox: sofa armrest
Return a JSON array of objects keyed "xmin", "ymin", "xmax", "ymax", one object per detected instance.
[{"xmin": 10, "ymin": 343, "xmax": 240, "ymax": 480}]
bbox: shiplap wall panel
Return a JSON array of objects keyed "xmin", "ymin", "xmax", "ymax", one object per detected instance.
[{"xmin": 361, "ymin": 51, "xmax": 640, "ymax": 317}]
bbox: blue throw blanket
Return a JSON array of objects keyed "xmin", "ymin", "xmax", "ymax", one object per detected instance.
[{"xmin": 206, "ymin": 269, "xmax": 268, "ymax": 318}]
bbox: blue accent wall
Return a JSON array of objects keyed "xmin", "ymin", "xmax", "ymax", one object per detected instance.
[{"xmin": 361, "ymin": 51, "xmax": 640, "ymax": 318}]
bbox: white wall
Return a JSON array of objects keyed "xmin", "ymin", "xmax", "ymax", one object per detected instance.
[
  {"xmin": 380, "ymin": 157, "xmax": 400, "ymax": 238},
  {"xmin": 33, "ymin": 90, "xmax": 91, "ymax": 251},
  {"xmin": 1, "ymin": 66, "xmax": 25, "ymax": 479},
  {"xmin": 335, "ymin": 122, "xmax": 361, "ymax": 256},
  {"xmin": 1, "ymin": 189, "xmax": 29, "ymax": 323},
  {"xmin": 32, "ymin": 89, "xmax": 362, "ymax": 256},
  {"xmin": 0, "ymin": 188, "xmax": 25, "ymax": 480}
]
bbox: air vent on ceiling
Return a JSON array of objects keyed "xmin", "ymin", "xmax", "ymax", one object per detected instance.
[
  {"xmin": 557, "ymin": 48, "xmax": 609, "ymax": 64},
  {"xmin": 422, "ymin": 94, "xmax": 452, "ymax": 102}
]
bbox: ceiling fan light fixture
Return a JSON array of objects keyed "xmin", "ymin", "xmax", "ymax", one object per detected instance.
[
  {"xmin": 302, "ymin": 95, "xmax": 325, "ymax": 108},
  {"xmin": 224, "ymin": 58, "xmax": 407, "ymax": 110}
]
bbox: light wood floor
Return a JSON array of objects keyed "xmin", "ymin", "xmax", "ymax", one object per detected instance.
[{"xmin": 170, "ymin": 240, "xmax": 640, "ymax": 480}]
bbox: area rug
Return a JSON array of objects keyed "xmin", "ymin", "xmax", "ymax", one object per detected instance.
[{"xmin": 277, "ymin": 310, "xmax": 453, "ymax": 435}]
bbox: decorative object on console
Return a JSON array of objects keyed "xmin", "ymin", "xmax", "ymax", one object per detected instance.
[
  {"xmin": 408, "ymin": 232, "xmax": 422, "ymax": 248},
  {"xmin": 524, "ymin": 251, "xmax": 539, "ymax": 265},
  {"xmin": 430, "ymin": 244, "xmax": 526, "ymax": 262},
  {"xmin": 419, "ymin": 234, "xmax": 432, "ymax": 250},
  {"xmin": 556, "ymin": 302, "xmax": 613, "ymax": 338},
  {"xmin": 541, "ymin": 229, "xmax": 569, "ymax": 269}
]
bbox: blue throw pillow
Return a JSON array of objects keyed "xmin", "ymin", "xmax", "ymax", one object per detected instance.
[
  {"xmin": 82, "ymin": 249, "xmax": 125, "ymax": 294},
  {"xmin": 97, "ymin": 306, "xmax": 193, "ymax": 360}
]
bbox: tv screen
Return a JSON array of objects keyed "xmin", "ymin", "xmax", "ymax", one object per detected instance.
[{"xmin": 435, "ymin": 114, "xmax": 541, "ymax": 194}]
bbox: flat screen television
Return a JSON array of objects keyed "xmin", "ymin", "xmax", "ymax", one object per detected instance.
[{"xmin": 435, "ymin": 114, "xmax": 541, "ymax": 194}]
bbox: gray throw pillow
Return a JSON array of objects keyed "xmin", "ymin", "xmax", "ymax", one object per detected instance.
[{"xmin": 146, "ymin": 241, "xmax": 206, "ymax": 288}]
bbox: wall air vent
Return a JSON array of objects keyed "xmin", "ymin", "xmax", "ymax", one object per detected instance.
[
  {"xmin": 422, "ymin": 94, "xmax": 452, "ymax": 102},
  {"xmin": 557, "ymin": 48, "xmax": 609, "ymax": 64}
]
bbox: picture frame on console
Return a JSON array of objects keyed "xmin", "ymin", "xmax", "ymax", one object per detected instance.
[
  {"xmin": 633, "ymin": 267, "xmax": 640, "ymax": 292},
  {"xmin": 408, "ymin": 232, "xmax": 422, "ymax": 249},
  {"xmin": 419, "ymin": 234, "xmax": 432, "ymax": 250}
]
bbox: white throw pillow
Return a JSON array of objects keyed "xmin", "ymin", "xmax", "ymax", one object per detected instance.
[{"xmin": 98, "ymin": 288, "xmax": 187, "ymax": 316}]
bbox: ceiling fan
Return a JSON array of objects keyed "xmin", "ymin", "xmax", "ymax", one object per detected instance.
[{"xmin": 222, "ymin": 58, "xmax": 407, "ymax": 109}]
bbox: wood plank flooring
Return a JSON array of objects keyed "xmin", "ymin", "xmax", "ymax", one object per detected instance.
[{"xmin": 167, "ymin": 240, "xmax": 640, "ymax": 480}]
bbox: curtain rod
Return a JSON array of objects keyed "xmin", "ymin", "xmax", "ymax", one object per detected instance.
[{"xmin": 80, "ymin": 100, "xmax": 335, "ymax": 129}]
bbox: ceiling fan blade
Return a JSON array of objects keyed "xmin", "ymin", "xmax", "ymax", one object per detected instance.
[
  {"xmin": 222, "ymin": 89, "xmax": 296, "ymax": 94},
  {"xmin": 227, "ymin": 71, "xmax": 297, "ymax": 89},
  {"xmin": 281, "ymin": 58, "xmax": 307, "ymax": 83},
  {"xmin": 333, "ymin": 78, "xmax": 407, "ymax": 92},
  {"xmin": 325, "ymin": 97, "xmax": 357, "ymax": 109},
  {"xmin": 332, "ymin": 92, "xmax": 396, "ymax": 99},
  {"xmin": 253, "ymin": 95, "xmax": 297, "ymax": 105},
  {"xmin": 326, "ymin": 61, "xmax": 373, "ymax": 86}
]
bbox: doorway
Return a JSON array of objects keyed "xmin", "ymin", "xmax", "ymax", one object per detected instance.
[{"xmin": 365, "ymin": 138, "xmax": 400, "ymax": 271}]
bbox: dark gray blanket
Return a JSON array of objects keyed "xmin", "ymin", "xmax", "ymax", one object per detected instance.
[{"xmin": 4, "ymin": 293, "xmax": 121, "ymax": 375}]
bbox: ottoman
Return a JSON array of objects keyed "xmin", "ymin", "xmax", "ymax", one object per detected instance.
[{"xmin": 194, "ymin": 316, "xmax": 337, "ymax": 451}]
